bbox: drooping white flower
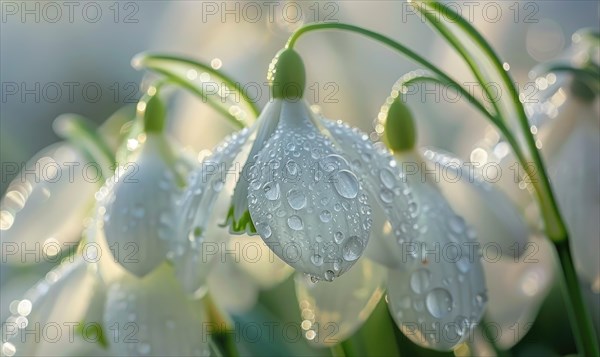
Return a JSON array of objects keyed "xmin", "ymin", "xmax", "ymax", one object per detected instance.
[{"xmin": 182, "ymin": 49, "xmax": 418, "ymax": 282}]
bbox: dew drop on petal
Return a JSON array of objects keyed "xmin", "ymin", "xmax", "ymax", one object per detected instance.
[
  {"xmin": 342, "ymin": 236, "xmax": 364, "ymax": 261},
  {"xmin": 264, "ymin": 181, "xmax": 280, "ymax": 201},
  {"xmin": 426, "ymin": 288, "xmax": 453, "ymax": 318},
  {"xmin": 319, "ymin": 210, "xmax": 332, "ymax": 222},
  {"xmin": 256, "ymin": 222, "xmax": 272, "ymax": 238},
  {"xmin": 287, "ymin": 215, "xmax": 304, "ymax": 231},
  {"xmin": 379, "ymin": 168, "xmax": 396, "ymax": 189},
  {"xmin": 334, "ymin": 231, "xmax": 344, "ymax": 244},
  {"xmin": 287, "ymin": 189, "xmax": 307, "ymax": 210},
  {"xmin": 410, "ymin": 268, "xmax": 431, "ymax": 294},
  {"xmin": 311, "ymin": 254, "xmax": 324, "ymax": 266},
  {"xmin": 324, "ymin": 270, "xmax": 335, "ymax": 282},
  {"xmin": 333, "ymin": 170, "xmax": 359, "ymax": 199}
]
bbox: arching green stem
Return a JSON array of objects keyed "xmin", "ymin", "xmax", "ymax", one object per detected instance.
[{"xmin": 133, "ymin": 53, "xmax": 260, "ymax": 129}]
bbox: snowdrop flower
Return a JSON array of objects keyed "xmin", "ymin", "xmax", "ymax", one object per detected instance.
[
  {"xmin": 97, "ymin": 90, "xmax": 191, "ymax": 277},
  {"xmin": 0, "ymin": 114, "xmax": 118, "ymax": 266},
  {"xmin": 531, "ymin": 57, "xmax": 599, "ymax": 288},
  {"xmin": 180, "ymin": 48, "xmax": 423, "ymax": 282}
]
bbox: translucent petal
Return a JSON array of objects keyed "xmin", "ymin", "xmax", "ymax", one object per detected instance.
[
  {"xmin": 294, "ymin": 258, "xmax": 386, "ymax": 347},
  {"xmin": 387, "ymin": 152, "xmax": 487, "ymax": 351},
  {"xmin": 322, "ymin": 119, "xmax": 417, "ymax": 269},
  {"xmin": 207, "ymin": 256, "xmax": 259, "ymax": 314},
  {"xmin": 422, "ymin": 148, "xmax": 530, "ymax": 258},
  {"xmin": 230, "ymin": 234, "xmax": 294, "ymax": 289},
  {"xmin": 98, "ymin": 134, "xmax": 184, "ymax": 277},
  {"xmin": 547, "ymin": 114, "xmax": 600, "ymax": 287},
  {"xmin": 103, "ymin": 264, "xmax": 210, "ymax": 357},
  {"xmin": 0, "ymin": 143, "xmax": 97, "ymax": 265},
  {"xmin": 248, "ymin": 100, "xmax": 371, "ymax": 281},
  {"xmin": 231, "ymin": 100, "xmax": 282, "ymax": 222},
  {"xmin": 482, "ymin": 237, "xmax": 555, "ymax": 349},
  {"xmin": 1, "ymin": 259, "xmax": 101, "ymax": 356},
  {"xmin": 172, "ymin": 128, "xmax": 252, "ymax": 294}
]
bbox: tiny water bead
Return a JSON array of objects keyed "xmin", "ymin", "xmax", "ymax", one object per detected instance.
[{"xmin": 319, "ymin": 210, "xmax": 332, "ymax": 222}]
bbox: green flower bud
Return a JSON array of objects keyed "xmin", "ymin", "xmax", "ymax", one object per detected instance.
[
  {"xmin": 384, "ymin": 98, "xmax": 417, "ymax": 152},
  {"xmin": 268, "ymin": 48, "xmax": 306, "ymax": 99},
  {"xmin": 141, "ymin": 90, "xmax": 166, "ymax": 133}
]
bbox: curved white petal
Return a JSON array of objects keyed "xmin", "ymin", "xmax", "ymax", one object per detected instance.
[
  {"xmin": 294, "ymin": 258, "xmax": 386, "ymax": 347},
  {"xmin": 230, "ymin": 234, "xmax": 293, "ymax": 289},
  {"xmin": 1, "ymin": 259, "xmax": 102, "ymax": 356},
  {"xmin": 482, "ymin": 236, "xmax": 555, "ymax": 349},
  {"xmin": 1, "ymin": 144, "xmax": 97, "ymax": 265},
  {"xmin": 172, "ymin": 128, "xmax": 252, "ymax": 295},
  {"xmin": 322, "ymin": 119, "xmax": 418, "ymax": 269},
  {"xmin": 207, "ymin": 256, "xmax": 260, "ymax": 314},
  {"xmin": 387, "ymin": 151, "xmax": 487, "ymax": 351},
  {"xmin": 422, "ymin": 148, "xmax": 530, "ymax": 258},
  {"xmin": 248, "ymin": 100, "xmax": 371, "ymax": 281},
  {"xmin": 98, "ymin": 134, "xmax": 184, "ymax": 277},
  {"xmin": 103, "ymin": 264, "xmax": 210, "ymax": 357},
  {"xmin": 546, "ymin": 109, "xmax": 600, "ymax": 287}
]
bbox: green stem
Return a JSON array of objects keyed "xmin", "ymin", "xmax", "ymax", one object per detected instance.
[
  {"xmin": 133, "ymin": 53, "xmax": 260, "ymax": 128},
  {"xmin": 414, "ymin": 1, "xmax": 597, "ymax": 354},
  {"xmin": 555, "ymin": 239, "xmax": 600, "ymax": 357},
  {"xmin": 53, "ymin": 114, "xmax": 115, "ymax": 180}
]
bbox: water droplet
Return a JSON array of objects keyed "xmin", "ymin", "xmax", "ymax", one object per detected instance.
[
  {"xmin": 474, "ymin": 292, "xmax": 488, "ymax": 308},
  {"xmin": 311, "ymin": 254, "xmax": 324, "ymax": 266},
  {"xmin": 456, "ymin": 255, "xmax": 472, "ymax": 273},
  {"xmin": 287, "ymin": 215, "xmax": 303, "ymax": 231},
  {"xmin": 333, "ymin": 170, "xmax": 359, "ymax": 199},
  {"xmin": 426, "ymin": 288, "xmax": 453, "ymax": 318},
  {"xmin": 319, "ymin": 210, "xmax": 332, "ymax": 222},
  {"xmin": 379, "ymin": 168, "xmax": 396, "ymax": 189},
  {"xmin": 334, "ymin": 231, "xmax": 344, "ymax": 244},
  {"xmin": 264, "ymin": 181, "xmax": 280, "ymax": 201},
  {"xmin": 287, "ymin": 189, "xmax": 307, "ymax": 210},
  {"xmin": 410, "ymin": 269, "xmax": 431, "ymax": 294},
  {"xmin": 342, "ymin": 236, "xmax": 364, "ymax": 261},
  {"xmin": 286, "ymin": 160, "xmax": 298, "ymax": 176},
  {"xmin": 324, "ymin": 270, "xmax": 335, "ymax": 282},
  {"xmin": 448, "ymin": 216, "xmax": 465, "ymax": 234},
  {"xmin": 256, "ymin": 222, "xmax": 272, "ymax": 238},
  {"xmin": 380, "ymin": 188, "xmax": 394, "ymax": 203}
]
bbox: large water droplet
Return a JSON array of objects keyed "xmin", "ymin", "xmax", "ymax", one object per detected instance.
[
  {"xmin": 342, "ymin": 236, "xmax": 364, "ymax": 261},
  {"xmin": 287, "ymin": 189, "xmax": 307, "ymax": 210},
  {"xmin": 264, "ymin": 181, "xmax": 280, "ymax": 201},
  {"xmin": 324, "ymin": 270, "xmax": 335, "ymax": 282},
  {"xmin": 410, "ymin": 268, "xmax": 431, "ymax": 294},
  {"xmin": 286, "ymin": 160, "xmax": 298, "ymax": 176},
  {"xmin": 333, "ymin": 170, "xmax": 359, "ymax": 199},
  {"xmin": 380, "ymin": 188, "xmax": 394, "ymax": 203},
  {"xmin": 426, "ymin": 288, "xmax": 453, "ymax": 318},
  {"xmin": 287, "ymin": 215, "xmax": 303, "ymax": 231}
]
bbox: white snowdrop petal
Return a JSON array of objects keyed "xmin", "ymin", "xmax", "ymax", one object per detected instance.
[
  {"xmin": 387, "ymin": 152, "xmax": 487, "ymax": 351},
  {"xmin": 99, "ymin": 135, "xmax": 182, "ymax": 277},
  {"xmin": 294, "ymin": 258, "xmax": 386, "ymax": 347},
  {"xmin": 548, "ymin": 116, "xmax": 600, "ymax": 286},
  {"xmin": 1, "ymin": 259, "xmax": 101, "ymax": 356},
  {"xmin": 231, "ymin": 100, "xmax": 283, "ymax": 221},
  {"xmin": 423, "ymin": 148, "xmax": 530, "ymax": 258},
  {"xmin": 103, "ymin": 264, "xmax": 210, "ymax": 357},
  {"xmin": 172, "ymin": 128, "xmax": 252, "ymax": 294},
  {"xmin": 207, "ymin": 256, "xmax": 260, "ymax": 314},
  {"xmin": 482, "ymin": 237, "xmax": 555, "ymax": 349},
  {"xmin": 322, "ymin": 120, "xmax": 417, "ymax": 269},
  {"xmin": 1, "ymin": 144, "xmax": 98, "ymax": 265},
  {"xmin": 230, "ymin": 235, "xmax": 294, "ymax": 289},
  {"xmin": 248, "ymin": 100, "xmax": 371, "ymax": 281}
]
